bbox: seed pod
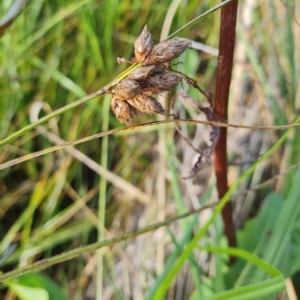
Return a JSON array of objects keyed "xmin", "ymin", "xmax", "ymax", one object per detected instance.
[
  {"xmin": 144, "ymin": 39, "xmax": 191, "ymax": 65},
  {"xmin": 142, "ymin": 72, "xmax": 182, "ymax": 95},
  {"xmin": 114, "ymin": 79, "xmax": 141, "ymax": 100},
  {"xmin": 127, "ymin": 64, "xmax": 166, "ymax": 81},
  {"xmin": 111, "ymin": 96, "xmax": 136, "ymax": 125},
  {"xmin": 134, "ymin": 25, "xmax": 153, "ymax": 64},
  {"xmin": 128, "ymin": 94, "xmax": 165, "ymax": 115}
]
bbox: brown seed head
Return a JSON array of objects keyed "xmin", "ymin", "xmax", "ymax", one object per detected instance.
[
  {"xmin": 127, "ymin": 64, "xmax": 166, "ymax": 81},
  {"xmin": 114, "ymin": 79, "xmax": 141, "ymax": 100},
  {"xmin": 144, "ymin": 38, "xmax": 191, "ymax": 65},
  {"xmin": 134, "ymin": 25, "xmax": 153, "ymax": 64},
  {"xmin": 142, "ymin": 72, "xmax": 182, "ymax": 95},
  {"xmin": 128, "ymin": 94, "xmax": 165, "ymax": 115},
  {"xmin": 111, "ymin": 96, "xmax": 136, "ymax": 125}
]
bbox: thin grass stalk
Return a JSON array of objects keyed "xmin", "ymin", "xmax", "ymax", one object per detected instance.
[
  {"xmin": 1, "ymin": 119, "xmax": 299, "ymax": 171},
  {"xmin": 0, "ymin": 62, "xmax": 140, "ymax": 148},
  {"xmin": 97, "ymin": 95, "xmax": 110, "ymax": 299}
]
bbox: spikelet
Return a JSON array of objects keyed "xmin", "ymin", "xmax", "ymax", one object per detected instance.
[
  {"xmin": 113, "ymin": 79, "xmax": 141, "ymax": 100},
  {"xmin": 127, "ymin": 64, "xmax": 166, "ymax": 81},
  {"xmin": 111, "ymin": 27, "xmax": 191, "ymax": 125},
  {"xmin": 128, "ymin": 94, "xmax": 165, "ymax": 115},
  {"xmin": 111, "ymin": 96, "xmax": 136, "ymax": 125},
  {"xmin": 134, "ymin": 25, "xmax": 153, "ymax": 64},
  {"xmin": 144, "ymin": 39, "xmax": 191, "ymax": 65},
  {"xmin": 142, "ymin": 72, "xmax": 182, "ymax": 95}
]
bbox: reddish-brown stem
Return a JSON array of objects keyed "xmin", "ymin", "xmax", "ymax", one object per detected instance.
[{"xmin": 214, "ymin": 0, "xmax": 238, "ymax": 255}]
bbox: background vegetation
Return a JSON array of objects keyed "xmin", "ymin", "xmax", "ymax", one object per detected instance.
[{"xmin": 0, "ymin": 0, "xmax": 300, "ymax": 299}]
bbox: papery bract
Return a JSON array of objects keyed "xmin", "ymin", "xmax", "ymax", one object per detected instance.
[
  {"xmin": 114, "ymin": 79, "xmax": 141, "ymax": 100},
  {"xmin": 128, "ymin": 94, "xmax": 165, "ymax": 115},
  {"xmin": 127, "ymin": 65, "xmax": 166, "ymax": 81},
  {"xmin": 111, "ymin": 96, "xmax": 136, "ymax": 125},
  {"xmin": 144, "ymin": 39, "xmax": 191, "ymax": 65},
  {"xmin": 134, "ymin": 25, "xmax": 153, "ymax": 64},
  {"xmin": 142, "ymin": 72, "xmax": 182, "ymax": 95}
]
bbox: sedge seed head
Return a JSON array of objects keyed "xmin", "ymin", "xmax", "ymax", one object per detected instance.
[
  {"xmin": 128, "ymin": 94, "xmax": 165, "ymax": 115},
  {"xmin": 142, "ymin": 72, "xmax": 182, "ymax": 95},
  {"xmin": 127, "ymin": 64, "xmax": 166, "ymax": 82},
  {"xmin": 134, "ymin": 25, "xmax": 153, "ymax": 64},
  {"xmin": 111, "ymin": 96, "xmax": 136, "ymax": 125},
  {"xmin": 113, "ymin": 79, "xmax": 141, "ymax": 100},
  {"xmin": 144, "ymin": 39, "xmax": 191, "ymax": 65}
]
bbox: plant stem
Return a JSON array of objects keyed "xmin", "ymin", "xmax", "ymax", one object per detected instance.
[
  {"xmin": 97, "ymin": 95, "xmax": 110, "ymax": 299},
  {"xmin": 214, "ymin": 0, "xmax": 238, "ymax": 253}
]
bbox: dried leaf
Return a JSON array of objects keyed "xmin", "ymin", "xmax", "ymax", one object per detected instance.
[
  {"xmin": 134, "ymin": 25, "xmax": 153, "ymax": 64},
  {"xmin": 111, "ymin": 96, "xmax": 136, "ymax": 125},
  {"xmin": 144, "ymin": 38, "xmax": 191, "ymax": 65},
  {"xmin": 176, "ymin": 94, "xmax": 220, "ymax": 179},
  {"xmin": 113, "ymin": 79, "xmax": 141, "ymax": 100},
  {"xmin": 183, "ymin": 115, "xmax": 219, "ymax": 179},
  {"xmin": 183, "ymin": 148, "xmax": 214, "ymax": 179},
  {"xmin": 128, "ymin": 94, "xmax": 165, "ymax": 115}
]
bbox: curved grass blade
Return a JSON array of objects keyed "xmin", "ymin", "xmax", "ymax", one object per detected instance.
[
  {"xmin": 198, "ymin": 247, "xmax": 285, "ymax": 300},
  {"xmin": 0, "ymin": 88, "xmax": 105, "ymax": 148},
  {"xmin": 202, "ymin": 246, "xmax": 282, "ymax": 277},
  {"xmin": 167, "ymin": 0, "xmax": 234, "ymax": 40},
  {"xmin": 0, "ymin": 61, "xmax": 141, "ymax": 149},
  {"xmin": 202, "ymin": 276, "xmax": 285, "ymax": 300}
]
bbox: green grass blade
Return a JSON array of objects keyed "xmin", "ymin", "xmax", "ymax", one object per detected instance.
[
  {"xmin": 167, "ymin": 0, "xmax": 234, "ymax": 39},
  {"xmin": 202, "ymin": 276, "xmax": 285, "ymax": 300}
]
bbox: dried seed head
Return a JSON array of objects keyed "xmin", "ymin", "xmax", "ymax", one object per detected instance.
[
  {"xmin": 142, "ymin": 72, "xmax": 182, "ymax": 95},
  {"xmin": 134, "ymin": 25, "xmax": 153, "ymax": 64},
  {"xmin": 144, "ymin": 38, "xmax": 191, "ymax": 65},
  {"xmin": 113, "ymin": 79, "xmax": 141, "ymax": 100},
  {"xmin": 128, "ymin": 94, "xmax": 165, "ymax": 115},
  {"xmin": 111, "ymin": 96, "xmax": 136, "ymax": 125},
  {"xmin": 127, "ymin": 64, "xmax": 166, "ymax": 81}
]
